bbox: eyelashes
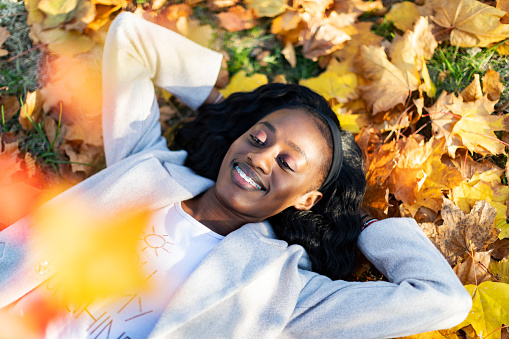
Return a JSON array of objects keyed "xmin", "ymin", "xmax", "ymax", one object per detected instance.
[
  {"xmin": 249, "ymin": 134, "xmax": 293, "ymax": 172},
  {"xmin": 249, "ymin": 134, "xmax": 264, "ymax": 146}
]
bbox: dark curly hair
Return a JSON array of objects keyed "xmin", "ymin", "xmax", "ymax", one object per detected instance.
[{"xmin": 173, "ymin": 83, "xmax": 366, "ymax": 280}]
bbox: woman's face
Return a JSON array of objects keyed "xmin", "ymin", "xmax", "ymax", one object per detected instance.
[{"xmin": 213, "ymin": 108, "xmax": 331, "ymax": 221}]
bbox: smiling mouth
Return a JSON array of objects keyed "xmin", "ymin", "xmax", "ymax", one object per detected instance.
[{"xmin": 234, "ymin": 165, "xmax": 264, "ymax": 190}]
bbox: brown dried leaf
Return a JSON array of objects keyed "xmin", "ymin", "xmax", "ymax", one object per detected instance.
[
  {"xmin": 453, "ymin": 251, "xmax": 492, "ymax": 285},
  {"xmin": 0, "ymin": 26, "xmax": 10, "ymax": 57},
  {"xmin": 482, "ymin": 69, "xmax": 504, "ymax": 102},
  {"xmin": 362, "ymin": 140, "xmax": 399, "ymax": 215},
  {"xmin": 333, "ymin": 0, "xmax": 383, "ymax": 19},
  {"xmin": 333, "ymin": 22, "xmax": 383, "ymax": 66},
  {"xmin": 488, "ymin": 238, "xmax": 509, "ymax": 260},
  {"xmin": 282, "ymin": 41, "xmax": 296, "ymax": 67},
  {"xmin": 60, "ymin": 142, "xmax": 102, "ymax": 176},
  {"xmin": 357, "ymin": 45, "xmax": 416, "ymax": 114},
  {"xmin": 431, "ymin": 0, "xmax": 509, "ymax": 47},
  {"xmin": 435, "ymin": 199, "xmax": 499, "ymax": 266},
  {"xmin": 24, "ymin": 152, "xmax": 37, "ymax": 177},
  {"xmin": 0, "ymin": 95, "xmax": 20, "ymax": 122},
  {"xmin": 461, "ymin": 74, "xmax": 483, "ymax": 102},
  {"xmin": 442, "ymin": 149, "xmax": 498, "ymax": 180},
  {"xmin": 427, "ymin": 92, "xmax": 509, "ymax": 158},
  {"xmin": 293, "ymin": 0, "xmax": 334, "ymax": 17},
  {"xmin": 299, "ymin": 11, "xmax": 355, "ymax": 60},
  {"xmin": 217, "ymin": 5, "xmax": 257, "ymax": 32},
  {"xmin": 419, "ymin": 222, "xmax": 438, "ymax": 238}
]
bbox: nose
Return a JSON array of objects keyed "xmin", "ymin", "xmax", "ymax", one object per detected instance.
[{"xmin": 247, "ymin": 146, "xmax": 276, "ymax": 175}]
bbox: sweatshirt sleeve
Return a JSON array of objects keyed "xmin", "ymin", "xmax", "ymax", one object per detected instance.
[
  {"xmin": 283, "ymin": 218, "xmax": 472, "ymax": 339},
  {"xmin": 102, "ymin": 12, "xmax": 223, "ymax": 166}
]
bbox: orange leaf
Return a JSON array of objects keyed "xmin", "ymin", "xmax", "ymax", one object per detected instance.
[
  {"xmin": 217, "ymin": 5, "xmax": 257, "ymax": 32},
  {"xmin": 0, "ymin": 144, "xmax": 42, "ymax": 228}
]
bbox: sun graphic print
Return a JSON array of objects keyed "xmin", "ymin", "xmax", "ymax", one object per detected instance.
[{"xmin": 141, "ymin": 226, "xmax": 174, "ymax": 257}]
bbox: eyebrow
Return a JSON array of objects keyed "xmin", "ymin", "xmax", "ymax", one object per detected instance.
[{"xmin": 259, "ymin": 121, "xmax": 308, "ymax": 164}]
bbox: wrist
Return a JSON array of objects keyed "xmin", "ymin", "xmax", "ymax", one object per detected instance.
[{"xmin": 361, "ymin": 214, "xmax": 378, "ymax": 231}]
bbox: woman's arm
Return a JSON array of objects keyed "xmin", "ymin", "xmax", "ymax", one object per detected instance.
[
  {"xmin": 102, "ymin": 12, "xmax": 223, "ymax": 166},
  {"xmin": 283, "ymin": 218, "xmax": 472, "ymax": 338}
]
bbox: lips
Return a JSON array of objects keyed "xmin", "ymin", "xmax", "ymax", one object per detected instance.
[{"xmin": 234, "ymin": 162, "xmax": 266, "ymax": 191}]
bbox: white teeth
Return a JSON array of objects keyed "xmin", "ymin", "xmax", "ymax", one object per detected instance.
[{"xmin": 235, "ymin": 166, "xmax": 262, "ymax": 190}]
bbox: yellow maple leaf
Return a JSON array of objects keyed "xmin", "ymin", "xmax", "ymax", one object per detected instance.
[
  {"xmin": 450, "ymin": 169, "xmax": 509, "ymax": 239},
  {"xmin": 271, "ymin": 10, "xmax": 301, "ymax": 35},
  {"xmin": 246, "ymin": 0, "xmax": 287, "ymax": 18},
  {"xmin": 451, "ymin": 96, "xmax": 509, "ymax": 156},
  {"xmin": 460, "ymin": 74, "xmax": 483, "ymax": 102},
  {"xmin": 431, "ymin": 0, "xmax": 509, "ymax": 47},
  {"xmin": 332, "ymin": 104, "xmax": 360, "ymax": 134},
  {"xmin": 459, "ymin": 282, "xmax": 509, "ymax": 339},
  {"xmin": 19, "ymin": 90, "xmax": 44, "ymax": 131},
  {"xmin": 294, "ymin": 0, "xmax": 334, "ymax": 18},
  {"xmin": 38, "ymin": 0, "xmax": 78, "ymax": 16},
  {"xmin": 428, "ymin": 92, "xmax": 509, "ymax": 157},
  {"xmin": 357, "ymin": 45, "xmax": 416, "ymax": 114},
  {"xmin": 420, "ymin": 60, "xmax": 436, "ymax": 98},
  {"xmin": 25, "ymin": 0, "xmax": 44, "ymax": 26},
  {"xmin": 299, "ymin": 70, "xmax": 357, "ymax": 103},
  {"xmin": 389, "ymin": 137, "xmax": 463, "ymax": 215},
  {"xmin": 389, "ymin": 17, "xmax": 437, "ymax": 93},
  {"xmin": 332, "ymin": 0, "xmax": 383, "ymax": 19},
  {"xmin": 32, "ymin": 25, "xmax": 95, "ymax": 57},
  {"xmin": 490, "ymin": 257, "xmax": 509, "ymax": 284},
  {"xmin": 333, "ymin": 22, "xmax": 383, "ymax": 67},
  {"xmin": 482, "ymin": 69, "xmax": 504, "ymax": 102},
  {"xmin": 219, "ymin": 71, "xmax": 268, "ymax": 98},
  {"xmin": 386, "ymin": 1, "xmax": 422, "ymax": 32}
]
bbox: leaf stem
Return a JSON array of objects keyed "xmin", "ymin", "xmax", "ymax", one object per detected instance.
[
  {"xmin": 7, "ymin": 42, "xmax": 48, "ymax": 63},
  {"xmin": 463, "ymin": 131, "xmax": 509, "ymax": 148},
  {"xmin": 484, "ymin": 325, "xmax": 509, "ymax": 339},
  {"xmin": 0, "ymin": 13, "xmax": 27, "ymax": 19}
]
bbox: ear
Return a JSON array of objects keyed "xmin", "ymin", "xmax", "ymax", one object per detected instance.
[{"xmin": 294, "ymin": 190, "xmax": 323, "ymax": 211}]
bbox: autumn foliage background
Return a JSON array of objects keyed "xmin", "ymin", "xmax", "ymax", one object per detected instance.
[{"xmin": 1, "ymin": 0, "xmax": 509, "ymax": 337}]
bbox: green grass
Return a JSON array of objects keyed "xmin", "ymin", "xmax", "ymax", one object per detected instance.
[
  {"xmin": 371, "ymin": 18, "xmax": 397, "ymax": 42},
  {"xmin": 0, "ymin": 0, "xmax": 40, "ymax": 96},
  {"xmin": 222, "ymin": 23, "xmax": 321, "ymax": 84},
  {"xmin": 427, "ymin": 42, "xmax": 509, "ymax": 105}
]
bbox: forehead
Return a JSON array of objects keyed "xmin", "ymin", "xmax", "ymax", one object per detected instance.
[{"xmin": 258, "ymin": 108, "xmax": 330, "ymax": 160}]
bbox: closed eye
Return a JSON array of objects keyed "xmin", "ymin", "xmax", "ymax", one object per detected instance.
[
  {"xmin": 249, "ymin": 134, "xmax": 264, "ymax": 146},
  {"xmin": 278, "ymin": 157, "xmax": 293, "ymax": 172}
]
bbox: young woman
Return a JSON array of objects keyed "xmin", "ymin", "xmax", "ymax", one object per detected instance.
[{"xmin": 0, "ymin": 12, "xmax": 471, "ymax": 338}]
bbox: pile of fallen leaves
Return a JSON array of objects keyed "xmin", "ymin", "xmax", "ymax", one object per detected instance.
[{"xmin": 1, "ymin": 0, "xmax": 509, "ymax": 337}]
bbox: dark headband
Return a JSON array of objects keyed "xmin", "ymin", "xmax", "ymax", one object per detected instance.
[{"xmin": 317, "ymin": 113, "xmax": 343, "ymax": 192}]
